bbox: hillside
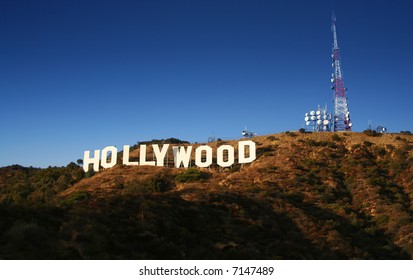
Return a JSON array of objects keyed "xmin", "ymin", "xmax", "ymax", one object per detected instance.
[{"xmin": 1, "ymin": 132, "xmax": 413, "ymax": 259}]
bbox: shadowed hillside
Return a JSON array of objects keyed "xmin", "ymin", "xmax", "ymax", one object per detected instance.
[{"xmin": 1, "ymin": 132, "xmax": 413, "ymax": 259}]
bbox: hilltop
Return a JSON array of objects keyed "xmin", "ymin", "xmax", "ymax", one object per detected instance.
[{"xmin": 1, "ymin": 131, "xmax": 413, "ymax": 259}]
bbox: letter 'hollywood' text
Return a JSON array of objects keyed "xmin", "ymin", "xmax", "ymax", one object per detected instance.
[{"xmin": 83, "ymin": 140, "xmax": 256, "ymax": 172}]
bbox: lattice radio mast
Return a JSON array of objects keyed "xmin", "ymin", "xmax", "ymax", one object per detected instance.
[{"xmin": 331, "ymin": 13, "xmax": 352, "ymax": 131}]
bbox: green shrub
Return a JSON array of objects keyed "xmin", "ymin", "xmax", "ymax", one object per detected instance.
[
  {"xmin": 139, "ymin": 138, "xmax": 190, "ymax": 145},
  {"xmin": 400, "ymin": 131, "xmax": 412, "ymax": 135},
  {"xmin": 363, "ymin": 129, "xmax": 382, "ymax": 137},
  {"xmin": 146, "ymin": 172, "xmax": 175, "ymax": 192},
  {"xmin": 363, "ymin": 140, "xmax": 373, "ymax": 147},
  {"xmin": 285, "ymin": 131, "xmax": 297, "ymax": 137},
  {"xmin": 123, "ymin": 172, "xmax": 175, "ymax": 194},
  {"xmin": 305, "ymin": 139, "xmax": 334, "ymax": 148},
  {"xmin": 257, "ymin": 146, "xmax": 274, "ymax": 157},
  {"xmin": 373, "ymin": 146, "xmax": 387, "ymax": 157},
  {"xmin": 5, "ymin": 221, "xmax": 49, "ymax": 247},
  {"xmin": 85, "ymin": 169, "xmax": 96, "ymax": 178},
  {"xmin": 175, "ymin": 168, "xmax": 210, "ymax": 183},
  {"xmin": 331, "ymin": 134, "xmax": 343, "ymax": 142},
  {"xmin": 61, "ymin": 191, "xmax": 90, "ymax": 206}
]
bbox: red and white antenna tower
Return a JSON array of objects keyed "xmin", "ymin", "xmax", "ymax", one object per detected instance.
[{"xmin": 331, "ymin": 13, "xmax": 352, "ymax": 131}]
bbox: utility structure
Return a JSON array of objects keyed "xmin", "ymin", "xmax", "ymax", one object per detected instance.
[
  {"xmin": 304, "ymin": 105, "xmax": 333, "ymax": 132},
  {"xmin": 242, "ymin": 126, "xmax": 256, "ymax": 138},
  {"xmin": 331, "ymin": 13, "xmax": 352, "ymax": 131}
]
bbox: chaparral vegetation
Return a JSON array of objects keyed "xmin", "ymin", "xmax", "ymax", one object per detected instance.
[{"xmin": 1, "ymin": 132, "xmax": 413, "ymax": 259}]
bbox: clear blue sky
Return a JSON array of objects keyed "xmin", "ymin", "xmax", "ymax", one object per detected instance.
[{"xmin": 1, "ymin": 0, "xmax": 412, "ymax": 167}]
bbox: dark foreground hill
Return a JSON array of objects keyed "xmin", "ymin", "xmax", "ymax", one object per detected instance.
[{"xmin": 1, "ymin": 132, "xmax": 413, "ymax": 259}]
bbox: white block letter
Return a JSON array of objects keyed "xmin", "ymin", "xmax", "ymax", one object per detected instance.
[
  {"xmin": 195, "ymin": 145, "xmax": 213, "ymax": 168},
  {"xmin": 153, "ymin": 144, "xmax": 170, "ymax": 166},
  {"xmin": 122, "ymin": 145, "xmax": 139, "ymax": 166},
  {"xmin": 238, "ymin": 140, "xmax": 256, "ymax": 164},
  {"xmin": 139, "ymin": 144, "xmax": 155, "ymax": 166},
  {"xmin": 101, "ymin": 146, "xmax": 118, "ymax": 169},
  {"xmin": 173, "ymin": 146, "xmax": 193, "ymax": 168},
  {"xmin": 83, "ymin": 150, "xmax": 101, "ymax": 172},
  {"xmin": 217, "ymin": 145, "xmax": 235, "ymax": 167}
]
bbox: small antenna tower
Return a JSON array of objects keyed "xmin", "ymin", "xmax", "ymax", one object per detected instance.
[
  {"xmin": 331, "ymin": 13, "xmax": 352, "ymax": 131},
  {"xmin": 208, "ymin": 132, "xmax": 216, "ymax": 143},
  {"xmin": 242, "ymin": 126, "xmax": 256, "ymax": 138}
]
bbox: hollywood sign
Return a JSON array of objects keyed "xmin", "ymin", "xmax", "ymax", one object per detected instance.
[{"xmin": 83, "ymin": 140, "xmax": 256, "ymax": 172}]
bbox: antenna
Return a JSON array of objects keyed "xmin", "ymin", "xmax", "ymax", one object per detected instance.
[
  {"xmin": 208, "ymin": 132, "xmax": 216, "ymax": 143},
  {"xmin": 302, "ymin": 13, "xmax": 353, "ymax": 132},
  {"xmin": 304, "ymin": 105, "xmax": 333, "ymax": 132},
  {"xmin": 242, "ymin": 126, "xmax": 257, "ymax": 138},
  {"xmin": 331, "ymin": 13, "xmax": 352, "ymax": 131}
]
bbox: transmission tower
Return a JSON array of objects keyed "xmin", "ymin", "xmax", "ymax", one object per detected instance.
[{"xmin": 331, "ymin": 13, "xmax": 352, "ymax": 131}]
